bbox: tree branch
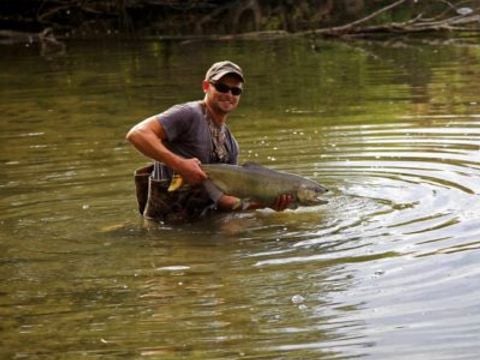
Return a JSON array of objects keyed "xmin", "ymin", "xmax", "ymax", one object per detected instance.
[{"xmin": 299, "ymin": 0, "xmax": 480, "ymax": 38}]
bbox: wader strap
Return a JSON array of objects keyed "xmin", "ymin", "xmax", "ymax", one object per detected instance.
[
  {"xmin": 143, "ymin": 177, "xmax": 174, "ymax": 221},
  {"xmin": 134, "ymin": 164, "xmax": 154, "ymax": 215}
]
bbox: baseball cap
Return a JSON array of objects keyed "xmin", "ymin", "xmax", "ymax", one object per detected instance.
[{"xmin": 205, "ymin": 60, "xmax": 245, "ymax": 83}]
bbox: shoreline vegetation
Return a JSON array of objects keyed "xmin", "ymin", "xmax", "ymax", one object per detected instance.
[{"xmin": 1, "ymin": 0, "xmax": 480, "ymax": 49}]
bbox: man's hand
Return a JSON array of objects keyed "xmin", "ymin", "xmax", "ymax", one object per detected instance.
[{"xmin": 177, "ymin": 158, "xmax": 207, "ymax": 185}]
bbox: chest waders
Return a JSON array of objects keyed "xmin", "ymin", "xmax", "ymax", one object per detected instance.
[{"xmin": 134, "ymin": 164, "xmax": 213, "ymax": 224}]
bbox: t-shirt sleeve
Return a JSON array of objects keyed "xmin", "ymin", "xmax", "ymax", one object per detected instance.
[
  {"xmin": 156, "ymin": 104, "xmax": 194, "ymax": 141},
  {"xmin": 202, "ymin": 180, "xmax": 224, "ymax": 205}
]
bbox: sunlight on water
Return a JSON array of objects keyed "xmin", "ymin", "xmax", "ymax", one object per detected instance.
[{"xmin": 2, "ymin": 38, "xmax": 480, "ymax": 359}]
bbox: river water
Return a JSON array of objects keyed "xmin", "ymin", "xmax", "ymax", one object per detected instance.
[{"xmin": 1, "ymin": 36, "xmax": 480, "ymax": 359}]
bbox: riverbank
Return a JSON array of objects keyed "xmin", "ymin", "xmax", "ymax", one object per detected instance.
[{"xmin": 1, "ymin": 0, "xmax": 479, "ymax": 39}]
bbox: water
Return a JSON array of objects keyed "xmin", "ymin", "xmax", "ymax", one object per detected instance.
[{"xmin": 2, "ymin": 37, "xmax": 480, "ymax": 359}]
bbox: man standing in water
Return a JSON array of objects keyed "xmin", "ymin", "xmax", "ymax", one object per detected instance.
[{"xmin": 126, "ymin": 60, "xmax": 292, "ymax": 222}]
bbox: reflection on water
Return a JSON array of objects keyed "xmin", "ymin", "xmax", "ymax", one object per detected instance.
[{"xmin": 2, "ymin": 38, "xmax": 480, "ymax": 359}]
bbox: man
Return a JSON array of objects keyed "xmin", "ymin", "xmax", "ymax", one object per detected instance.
[{"xmin": 126, "ymin": 60, "xmax": 292, "ymax": 222}]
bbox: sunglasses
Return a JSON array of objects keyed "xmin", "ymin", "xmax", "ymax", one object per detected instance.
[{"xmin": 210, "ymin": 82, "xmax": 243, "ymax": 96}]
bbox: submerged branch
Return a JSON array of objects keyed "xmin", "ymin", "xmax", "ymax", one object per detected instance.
[{"xmin": 311, "ymin": 0, "xmax": 408, "ymax": 35}]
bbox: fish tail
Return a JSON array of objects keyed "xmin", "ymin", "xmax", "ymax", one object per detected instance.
[{"xmin": 167, "ymin": 174, "xmax": 184, "ymax": 192}]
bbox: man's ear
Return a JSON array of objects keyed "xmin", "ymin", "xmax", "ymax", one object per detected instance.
[{"xmin": 202, "ymin": 80, "xmax": 210, "ymax": 93}]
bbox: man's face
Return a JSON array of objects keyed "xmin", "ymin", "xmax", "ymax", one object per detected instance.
[{"xmin": 204, "ymin": 74, "xmax": 243, "ymax": 114}]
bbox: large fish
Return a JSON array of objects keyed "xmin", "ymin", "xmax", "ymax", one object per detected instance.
[{"xmin": 200, "ymin": 162, "xmax": 328, "ymax": 207}]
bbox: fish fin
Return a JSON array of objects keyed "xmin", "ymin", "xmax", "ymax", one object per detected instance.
[
  {"xmin": 242, "ymin": 162, "xmax": 281, "ymax": 177},
  {"xmin": 234, "ymin": 198, "xmax": 254, "ymax": 211},
  {"xmin": 288, "ymin": 203, "xmax": 299, "ymax": 210},
  {"xmin": 168, "ymin": 174, "xmax": 184, "ymax": 192},
  {"xmin": 242, "ymin": 161, "xmax": 268, "ymax": 169},
  {"xmin": 242, "ymin": 198, "xmax": 255, "ymax": 210}
]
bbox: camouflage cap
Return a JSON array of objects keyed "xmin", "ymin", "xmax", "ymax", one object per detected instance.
[{"xmin": 205, "ymin": 60, "xmax": 245, "ymax": 83}]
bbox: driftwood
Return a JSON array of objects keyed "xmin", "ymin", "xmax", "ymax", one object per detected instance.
[
  {"xmin": 301, "ymin": 0, "xmax": 480, "ymax": 38},
  {"xmin": 0, "ymin": 28, "xmax": 65, "ymax": 55}
]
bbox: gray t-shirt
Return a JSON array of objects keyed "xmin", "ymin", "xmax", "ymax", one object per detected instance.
[
  {"xmin": 152, "ymin": 101, "xmax": 239, "ymax": 203},
  {"xmin": 158, "ymin": 101, "xmax": 238, "ymax": 164}
]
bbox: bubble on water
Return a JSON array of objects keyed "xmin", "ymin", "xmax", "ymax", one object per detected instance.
[{"xmin": 291, "ymin": 294, "xmax": 305, "ymax": 304}]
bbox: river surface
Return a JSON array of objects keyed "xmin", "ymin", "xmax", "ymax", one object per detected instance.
[{"xmin": 2, "ymin": 36, "xmax": 480, "ymax": 359}]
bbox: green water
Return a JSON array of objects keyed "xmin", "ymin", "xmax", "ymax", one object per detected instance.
[{"xmin": 2, "ymin": 37, "xmax": 480, "ymax": 359}]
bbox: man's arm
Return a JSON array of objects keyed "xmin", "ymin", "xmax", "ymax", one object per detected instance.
[{"xmin": 126, "ymin": 116, "xmax": 207, "ymax": 185}]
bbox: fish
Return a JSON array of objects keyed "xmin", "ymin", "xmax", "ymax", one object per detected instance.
[{"xmin": 200, "ymin": 162, "xmax": 328, "ymax": 207}]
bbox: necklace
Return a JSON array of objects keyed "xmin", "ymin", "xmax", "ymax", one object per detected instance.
[{"xmin": 201, "ymin": 101, "xmax": 229, "ymax": 163}]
